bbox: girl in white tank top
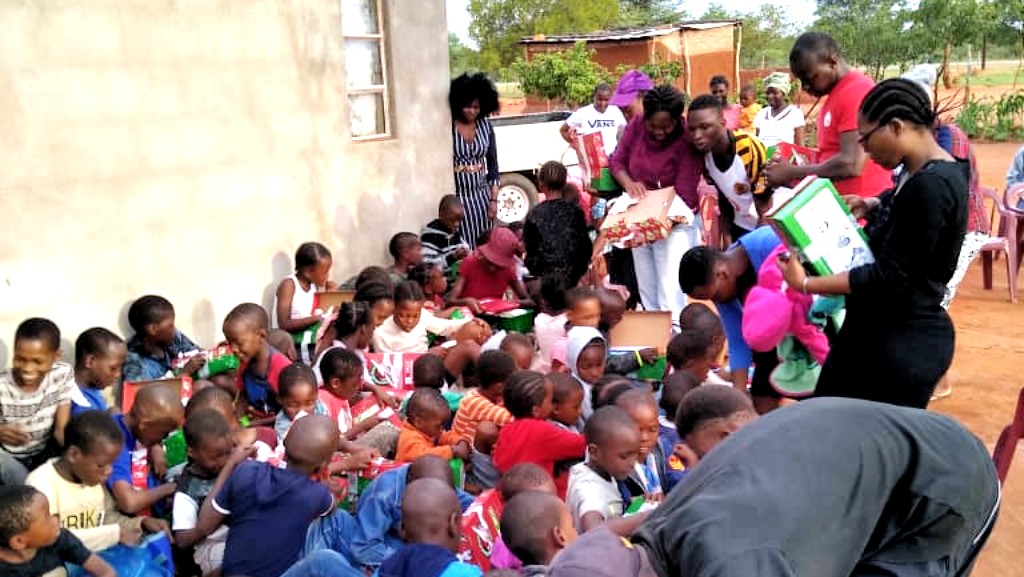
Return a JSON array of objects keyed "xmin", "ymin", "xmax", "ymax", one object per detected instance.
[{"xmin": 275, "ymin": 243, "xmax": 334, "ymax": 365}]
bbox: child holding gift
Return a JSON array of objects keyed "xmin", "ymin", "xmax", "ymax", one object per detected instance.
[
  {"xmin": 275, "ymin": 242, "xmax": 334, "ymax": 365},
  {"xmin": 71, "ymin": 328, "xmax": 127, "ymax": 416}
]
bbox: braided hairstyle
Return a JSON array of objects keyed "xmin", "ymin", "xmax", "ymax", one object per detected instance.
[
  {"xmin": 502, "ymin": 370, "xmax": 549, "ymax": 419},
  {"xmin": 642, "ymin": 85, "xmax": 687, "ymax": 121},
  {"xmin": 537, "ymin": 161, "xmax": 567, "ymax": 193},
  {"xmin": 332, "ymin": 301, "xmax": 374, "ymax": 341},
  {"xmin": 859, "ymin": 78, "xmax": 936, "ymax": 129}
]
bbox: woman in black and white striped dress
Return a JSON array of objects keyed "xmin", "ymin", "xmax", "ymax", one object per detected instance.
[{"xmin": 449, "ymin": 73, "xmax": 501, "ymax": 249}]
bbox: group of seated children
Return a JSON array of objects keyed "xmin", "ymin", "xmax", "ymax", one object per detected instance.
[{"xmin": 1, "ymin": 190, "xmax": 763, "ymax": 577}]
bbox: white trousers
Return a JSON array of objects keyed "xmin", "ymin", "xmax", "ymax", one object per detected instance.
[{"xmin": 631, "ymin": 218, "xmax": 703, "ymax": 322}]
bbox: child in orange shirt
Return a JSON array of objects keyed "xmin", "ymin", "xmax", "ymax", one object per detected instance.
[
  {"xmin": 738, "ymin": 84, "xmax": 762, "ymax": 132},
  {"xmin": 395, "ymin": 388, "xmax": 471, "ymax": 463}
]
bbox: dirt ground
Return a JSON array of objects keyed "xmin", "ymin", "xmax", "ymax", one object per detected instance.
[{"xmin": 931, "ymin": 141, "xmax": 1023, "ymax": 576}]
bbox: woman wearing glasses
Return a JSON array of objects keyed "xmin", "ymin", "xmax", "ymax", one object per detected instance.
[{"xmin": 778, "ymin": 78, "xmax": 968, "ymax": 409}]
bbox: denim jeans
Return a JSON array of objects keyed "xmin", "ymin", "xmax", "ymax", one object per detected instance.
[
  {"xmin": 304, "ymin": 509, "xmax": 358, "ymax": 563},
  {"xmin": 631, "ymin": 219, "xmax": 702, "ymax": 323},
  {"xmin": 0, "ymin": 448, "xmax": 29, "ymax": 485},
  {"xmin": 281, "ymin": 550, "xmax": 363, "ymax": 577}
]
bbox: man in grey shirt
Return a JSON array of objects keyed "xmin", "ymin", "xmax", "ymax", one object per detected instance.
[{"xmin": 549, "ymin": 398, "xmax": 1000, "ymax": 577}]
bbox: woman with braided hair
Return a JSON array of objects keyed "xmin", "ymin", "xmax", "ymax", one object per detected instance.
[
  {"xmin": 778, "ymin": 78, "xmax": 968, "ymax": 408},
  {"xmin": 608, "ymin": 84, "xmax": 704, "ymax": 321}
]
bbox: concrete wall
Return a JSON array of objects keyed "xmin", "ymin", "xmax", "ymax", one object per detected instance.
[{"xmin": 0, "ymin": 0, "xmax": 453, "ymax": 363}]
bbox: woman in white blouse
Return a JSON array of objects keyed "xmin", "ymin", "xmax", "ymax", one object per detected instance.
[{"xmin": 753, "ymin": 72, "xmax": 806, "ymax": 147}]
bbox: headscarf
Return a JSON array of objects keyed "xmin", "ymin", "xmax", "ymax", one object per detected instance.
[
  {"xmin": 566, "ymin": 326, "xmax": 605, "ymax": 419},
  {"xmin": 902, "ymin": 63, "xmax": 938, "ymax": 105},
  {"xmin": 763, "ymin": 72, "xmax": 792, "ymax": 95}
]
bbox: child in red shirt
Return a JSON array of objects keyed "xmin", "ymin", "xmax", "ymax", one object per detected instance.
[
  {"xmin": 223, "ymin": 303, "xmax": 293, "ymax": 426},
  {"xmin": 449, "ymin": 227, "xmax": 534, "ymax": 315},
  {"xmin": 492, "ymin": 371, "xmax": 586, "ymax": 499}
]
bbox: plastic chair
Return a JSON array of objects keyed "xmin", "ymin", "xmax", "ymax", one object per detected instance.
[
  {"xmin": 992, "ymin": 386, "xmax": 1024, "ymax": 484},
  {"xmin": 978, "ymin": 186, "xmax": 1020, "ymax": 303}
]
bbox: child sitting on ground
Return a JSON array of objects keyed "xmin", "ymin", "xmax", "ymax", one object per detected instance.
[
  {"xmin": 319, "ymin": 348, "xmax": 395, "ymax": 457},
  {"xmin": 421, "ymin": 194, "xmax": 471, "ymax": 278},
  {"xmin": 107, "ymin": 384, "xmax": 183, "ymax": 516},
  {"xmin": 224, "ymin": 303, "xmax": 293, "ymax": 426},
  {"xmin": 548, "ymin": 373, "xmax": 585, "ymax": 433},
  {"xmin": 378, "ymin": 478, "xmax": 482, "ymax": 577},
  {"xmin": 124, "ymin": 295, "xmax": 203, "ymax": 382},
  {"xmin": 267, "ymin": 329, "xmax": 299, "ymax": 363},
  {"xmin": 449, "ymin": 227, "xmax": 535, "ymax": 314},
  {"xmin": 565, "ymin": 326, "xmax": 607, "ymax": 420},
  {"xmin": 275, "ymin": 242, "xmax": 334, "ymax": 365},
  {"xmin": 387, "ymin": 232, "xmax": 424, "ymax": 285},
  {"xmin": 458, "ymin": 463, "xmax": 557, "ymax": 572},
  {"xmin": 396, "ymin": 388, "xmax": 471, "ymax": 463},
  {"xmin": 26, "ymin": 411, "xmax": 163, "ymax": 552},
  {"xmin": 523, "ymin": 161, "xmax": 592, "ymax": 288},
  {"xmin": 501, "ymin": 490, "xmax": 578, "ymax": 575},
  {"xmin": 0, "ymin": 318, "xmax": 75, "ymax": 485},
  {"xmin": 667, "ymin": 329, "xmax": 723, "ymax": 384},
  {"xmin": 181, "ymin": 386, "xmax": 276, "ymax": 461},
  {"xmin": 452, "ymin": 350, "xmax": 516, "ymax": 442},
  {"xmin": 172, "ymin": 409, "xmax": 239, "ymax": 575},
  {"xmin": 71, "ymin": 328, "xmax": 127, "ymax": 416},
  {"xmin": 615, "ymin": 389, "xmax": 666, "ymax": 503},
  {"xmin": 657, "ymin": 372, "xmax": 700, "ymax": 491},
  {"xmin": 0, "ymin": 485, "xmax": 116, "ymax": 577},
  {"xmin": 412, "ymin": 354, "xmax": 464, "ymax": 412},
  {"xmin": 492, "ymin": 371, "xmax": 586, "ymax": 499},
  {"xmin": 567, "ymin": 406, "xmax": 642, "ymax": 533},
  {"xmin": 675, "ymin": 386, "xmax": 757, "ymax": 461},
  {"xmin": 499, "ymin": 333, "xmax": 535, "ymax": 371},
  {"xmin": 192, "ymin": 415, "xmax": 338, "ymax": 577},
  {"xmin": 314, "ymin": 301, "xmax": 398, "ymax": 411},
  {"xmin": 533, "ymin": 274, "xmax": 570, "ymax": 372},
  {"xmin": 338, "ymin": 455, "xmax": 474, "ymax": 570},
  {"xmin": 408, "ymin": 261, "xmax": 455, "ymax": 315},
  {"xmin": 356, "ymin": 281, "xmax": 396, "ymax": 328},
  {"xmin": 274, "ymin": 363, "xmax": 329, "ymax": 442},
  {"xmin": 678, "ymin": 303, "xmax": 731, "ymax": 386},
  {"xmin": 373, "ymin": 281, "xmax": 474, "ymax": 354}
]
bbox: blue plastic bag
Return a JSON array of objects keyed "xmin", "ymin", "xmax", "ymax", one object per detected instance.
[{"xmin": 67, "ymin": 533, "xmax": 174, "ymax": 577}]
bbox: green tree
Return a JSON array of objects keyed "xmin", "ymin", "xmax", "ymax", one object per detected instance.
[
  {"xmin": 914, "ymin": 0, "xmax": 984, "ymax": 87},
  {"xmin": 815, "ymin": 0, "xmax": 923, "ymax": 78},
  {"xmin": 511, "ymin": 41, "xmax": 611, "ymax": 107},
  {"xmin": 617, "ymin": 0, "xmax": 685, "ymax": 26},
  {"xmin": 468, "ymin": 0, "xmax": 620, "ymax": 71},
  {"xmin": 448, "ymin": 33, "xmax": 480, "ymax": 77}
]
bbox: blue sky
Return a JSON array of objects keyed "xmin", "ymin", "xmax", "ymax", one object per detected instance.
[{"xmin": 445, "ymin": 0, "xmax": 819, "ymax": 48}]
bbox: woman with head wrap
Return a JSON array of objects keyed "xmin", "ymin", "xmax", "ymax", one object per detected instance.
[{"xmin": 752, "ymin": 72, "xmax": 806, "ymax": 147}]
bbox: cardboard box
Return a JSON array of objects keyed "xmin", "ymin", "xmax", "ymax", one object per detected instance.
[
  {"xmin": 314, "ymin": 291, "xmax": 356, "ymax": 311},
  {"xmin": 767, "ymin": 176, "xmax": 875, "ymax": 276},
  {"xmin": 609, "ymin": 311, "xmax": 673, "ymax": 353},
  {"xmin": 600, "ymin": 187, "xmax": 676, "ymax": 248},
  {"xmin": 364, "ymin": 353, "xmax": 424, "ymax": 389},
  {"xmin": 121, "ymin": 377, "xmax": 192, "ymax": 413}
]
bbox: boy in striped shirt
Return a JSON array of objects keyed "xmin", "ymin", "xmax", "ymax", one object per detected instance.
[
  {"xmin": 421, "ymin": 195, "xmax": 471, "ymax": 278},
  {"xmin": 0, "ymin": 318, "xmax": 74, "ymax": 486},
  {"xmin": 452, "ymin": 351, "xmax": 517, "ymax": 442}
]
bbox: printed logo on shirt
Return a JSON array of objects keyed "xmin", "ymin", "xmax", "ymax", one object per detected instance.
[
  {"xmin": 588, "ymin": 119, "xmax": 618, "ymax": 128},
  {"xmin": 823, "ymin": 111, "xmax": 832, "ymax": 128},
  {"xmin": 734, "ymin": 182, "xmax": 751, "ymax": 194},
  {"xmin": 63, "ymin": 509, "xmax": 107, "ymax": 529}
]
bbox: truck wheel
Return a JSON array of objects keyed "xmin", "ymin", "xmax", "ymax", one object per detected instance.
[{"xmin": 496, "ymin": 173, "xmax": 537, "ymax": 224}]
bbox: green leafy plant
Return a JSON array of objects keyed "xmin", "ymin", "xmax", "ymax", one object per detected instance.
[
  {"xmin": 955, "ymin": 91, "xmax": 1024, "ymax": 141},
  {"xmin": 512, "ymin": 41, "xmax": 610, "ymax": 107}
]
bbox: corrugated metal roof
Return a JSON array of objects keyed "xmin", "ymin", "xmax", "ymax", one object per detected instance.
[{"xmin": 519, "ymin": 20, "xmax": 738, "ymax": 45}]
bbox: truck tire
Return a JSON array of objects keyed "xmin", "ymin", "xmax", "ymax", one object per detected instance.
[{"xmin": 496, "ymin": 173, "xmax": 538, "ymax": 224}]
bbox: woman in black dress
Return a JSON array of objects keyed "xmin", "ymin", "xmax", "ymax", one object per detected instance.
[
  {"xmin": 449, "ymin": 73, "xmax": 501, "ymax": 249},
  {"xmin": 779, "ymin": 79, "xmax": 968, "ymax": 408}
]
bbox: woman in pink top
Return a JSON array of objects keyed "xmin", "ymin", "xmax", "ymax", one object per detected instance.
[{"xmin": 609, "ymin": 85, "xmax": 704, "ymax": 322}]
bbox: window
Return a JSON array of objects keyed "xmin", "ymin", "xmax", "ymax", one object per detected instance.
[{"xmin": 342, "ymin": 0, "xmax": 389, "ymax": 139}]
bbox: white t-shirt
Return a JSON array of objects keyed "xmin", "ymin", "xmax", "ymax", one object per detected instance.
[
  {"xmin": 705, "ymin": 152, "xmax": 759, "ymax": 232},
  {"xmin": 753, "ymin": 104, "xmax": 806, "ymax": 147},
  {"xmin": 566, "ymin": 104, "xmax": 628, "ymax": 155},
  {"xmin": 566, "ymin": 461, "xmax": 624, "ymax": 532}
]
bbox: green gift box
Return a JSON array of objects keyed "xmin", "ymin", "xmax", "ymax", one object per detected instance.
[{"xmin": 767, "ymin": 176, "xmax": 875, "ymax": 276}]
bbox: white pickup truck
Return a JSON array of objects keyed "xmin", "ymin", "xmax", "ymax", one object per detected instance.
[{"xmin": 490, "ymin": 111, "xmax": 581, "ymax": 223}]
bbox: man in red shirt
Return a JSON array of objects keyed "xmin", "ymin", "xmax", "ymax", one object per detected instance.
[{"xmin": 766, "ymin": 32, "xmax": 892, "ymax": 197}]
